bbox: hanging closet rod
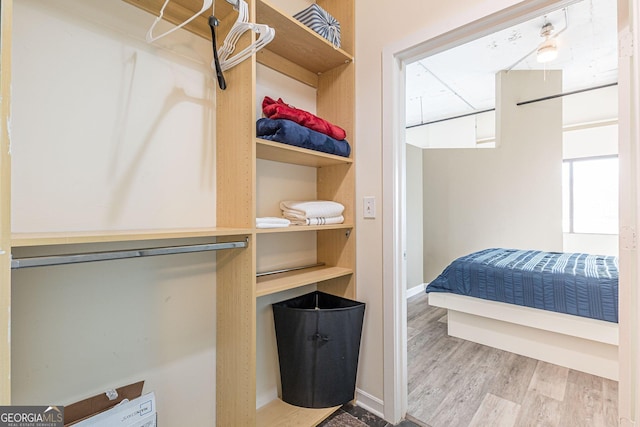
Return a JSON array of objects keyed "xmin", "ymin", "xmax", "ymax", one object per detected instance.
[
  {"xmin": 406, "ymin": 82, "xmax": 618, "ymax": 129},
  {"xmin": 517, "ymin": 82, "xmax": 618, "ymax": 106},
  {"xmin": 406, "ymin": 108, "xmax": 495, "ymax": 129},
  {"xmin": 11, "ymin": 239, "xmax": 248, "ymax": 269},
  {"xmin": 256, "ymin": 262, "xmax": 325, "ymax": 277}
]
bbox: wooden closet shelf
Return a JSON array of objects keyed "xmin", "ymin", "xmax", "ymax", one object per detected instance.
[
  {"xmin": 256, "ymin": 265, "xmax": 353, "ymax": 298},
  {"xmin": 257, "ymin": 139, "xmax": 353, "ymax": 167},
  {"xmin": 256, "ymin": 224, "xmax": 353, "ymax": 234},
  {"xmin": 11, "ymin": 227, "xmax": 252, "ymax": 247},
  {"xmin": 121, "ymin": 0, "xmax": 220, "ymax": 40},
  {"xmin": 121, "ymin": 0, "xmax": 352, "ymax": 84},
  {"xmin": 256, "ymin": 0, "xmax": 353, "ymax": 74}
]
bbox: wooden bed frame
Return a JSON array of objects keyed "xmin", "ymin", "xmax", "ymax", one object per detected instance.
[{"xmin": 427, "ymin": 293, "xmax": 619, "ymax": 380}]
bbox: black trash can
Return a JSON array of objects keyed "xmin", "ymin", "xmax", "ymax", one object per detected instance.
[{"xmin": 272, "ymin": 291, "xmax": 365, "ymax": 408}]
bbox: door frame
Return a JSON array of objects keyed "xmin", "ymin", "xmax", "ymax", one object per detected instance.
[{"xmin": 381, "ymin": 0, "xmax": 639, "ymax": 423}]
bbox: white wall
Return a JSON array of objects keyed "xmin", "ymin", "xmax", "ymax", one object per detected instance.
[
  {"xmin": 11, "ymin": 241, "xmax": 217, "ymax": 425},
  {"xmin": 406, "ymin": 111, "xmax": 497, "ymax": 149},
  {"xmin": 563, "ymin": 84, "xmax": 618, "ymax": 127},
  {"xmin": 406, "ymin": 143, "xmax": 424, "ymax": 291},
  {"xmin": 355, "ymin": 0, "xmax": 524, "ymax": 410},
  {"xmin": 421, "ymin": 70, "xmax": 564, "ymax": 283},
  {"xmin": 12, "ymin": 2, "xmax": 218, "ymax": 425},
  {"xmin": 12, "ymin": 0, "xmax": 216, "ymax": 232},
  {"xmin": 406, "ymin": 116, "xmax": 477, "ymax": 148}
]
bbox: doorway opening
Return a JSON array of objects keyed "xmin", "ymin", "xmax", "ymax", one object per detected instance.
[{"xmin": 381, "ymin": 0, "xmax": 635, "ymax": 424}]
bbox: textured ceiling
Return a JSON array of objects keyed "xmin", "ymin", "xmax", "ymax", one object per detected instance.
[{"xmin": 405, "ymin": 0, "xmax": 618, "ymax": 127}]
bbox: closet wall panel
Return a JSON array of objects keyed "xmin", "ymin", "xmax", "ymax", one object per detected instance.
[
  {"xmin": 10, "ymin": 1, "xmax": 221, "ymax": 424},
  {"xmin": 12, "ymin": 0, "xmax": 216, "ymax": 233},
  {"xmin": 11, "ymin": 249, "xmax": 217, "ymax": 426},
  {"xmin": 0, "ymin": 0, "xmax": 13, "ymax": 406}
]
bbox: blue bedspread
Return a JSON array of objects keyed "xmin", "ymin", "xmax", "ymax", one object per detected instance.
[
  {"xmin": 256, "ymin": 118, "xmax": 351, "ymax": 158},
  {"xmin": 426, "ymin": 248, "xmax": 619, "ymax": 323}
]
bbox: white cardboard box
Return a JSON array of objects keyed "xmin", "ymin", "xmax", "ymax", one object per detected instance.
[{"xmin": 73, "ymin": 392, "xmax": 156, "ymax": 427}]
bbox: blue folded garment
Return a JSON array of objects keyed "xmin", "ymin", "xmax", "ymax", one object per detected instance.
[{"xmin": 256, "ymin": 118, "xmax": 351, "ymax": 158}]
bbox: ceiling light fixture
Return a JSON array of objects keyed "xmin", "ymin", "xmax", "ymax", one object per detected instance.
[
  {"xmin": 536, "ymin": 22, "xmax": 558, "ymax": 63},
  {"xmin": 506, "ymin": 9, "xmax": 568, "ymax": 72}
]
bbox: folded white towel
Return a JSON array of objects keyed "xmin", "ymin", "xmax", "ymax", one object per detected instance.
[
  {"xmin": 257, "ymin": 222, "xmax": 290, "ymax": 229},
  {"xmin": 256, "ymin": 217, "xmax": 290, "ymax": 228},
  {"xmin": 256, "ymin": 217, "xmax": 290, "ymax": 225},
  {"xmin": 280, "ymin": 200, "xmax": 344, "ymax": 219},
  {"xmin": 281, "ymin": 210, "xmax": 309, "ymax": 221},
  {"xmin": 290, "ymin": 215, "xmax": 344, "ymax": 226}
]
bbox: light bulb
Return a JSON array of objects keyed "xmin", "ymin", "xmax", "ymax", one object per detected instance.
[{"xmin": 536, "ymin": 38, "xmax": 558, "ymax": 63}]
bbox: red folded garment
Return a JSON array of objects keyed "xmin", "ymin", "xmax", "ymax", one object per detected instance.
[{"xmin": 262, "ymin": 96, "xmax": 347, "ymax": 140}]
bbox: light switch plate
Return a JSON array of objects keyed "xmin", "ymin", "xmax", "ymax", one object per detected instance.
[{"xmin": 363, "ymin": 196, "xmax": 376, "ymax": 219}]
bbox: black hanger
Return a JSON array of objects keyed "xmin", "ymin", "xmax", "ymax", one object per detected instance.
[{"xmin": 209, "ymin": 16, "xmax": 227, "ymax": 90}]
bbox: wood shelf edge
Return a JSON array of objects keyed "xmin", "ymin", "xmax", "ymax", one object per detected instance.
[
  {"xmin": 256, "ymin": 266, "xmax": 353, "ymax": 297},
  {"xmin": 257, "ymin": 48, "xmax": 319, "ymax": 88},
  {"xmin": 11, "ymin": 227, "xmax": 252, "ymax": 247},
  {"xmin": 256, "ymin": 398, "xmax": 340, "ymax": 427},
  {"xmin": 256, "ymin": 224, "xmax": 353, "ymax": 234},
  {"xmin": 256, "ymin": 139, "xmax": 353, "ymax": 167}
]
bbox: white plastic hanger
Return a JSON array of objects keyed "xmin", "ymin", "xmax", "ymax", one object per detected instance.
[
  {"xmin": 146, "ymin": 0, "xmax": 214, "ymax": 43},
  {"xmin": 216, "ymin": 0, "xmax": 275, "ymax": 72}
]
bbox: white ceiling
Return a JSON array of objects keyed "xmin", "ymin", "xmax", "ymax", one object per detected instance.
[{"xmin": 405, "ymin": 0, "xmax": 618, "ymax": 127}]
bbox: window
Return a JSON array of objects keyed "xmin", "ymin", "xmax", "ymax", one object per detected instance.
[{"xmin": 563, "ymin": 156, "xmax": 618, "ymax": 234}]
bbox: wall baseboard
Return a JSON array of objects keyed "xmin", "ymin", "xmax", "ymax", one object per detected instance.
[
  {"xmin": 355, "ymin": 388, "xmax": 385, "ymax": 419},
  {"xmin": 406, "ymin": 283, "xmax": 426, "ymax": 299}
]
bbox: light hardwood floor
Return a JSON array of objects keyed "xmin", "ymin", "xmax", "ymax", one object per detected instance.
[{"xmin": 407, "ymin": 292, "xmax": 619, "ymax": 427}]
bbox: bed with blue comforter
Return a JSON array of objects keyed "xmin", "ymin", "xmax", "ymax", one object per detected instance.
[{"xmin": 426, "ymin": 248, "xmax": 619, "ymax": 323}]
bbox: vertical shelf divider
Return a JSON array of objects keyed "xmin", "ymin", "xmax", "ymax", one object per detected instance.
[
  {"xmin": 215, "ymin": 0, "xmax": 257, "ymax": 424},
  {"xmin": 316, "ymin": 0, "xmax": 356, "ymax": 300}
]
